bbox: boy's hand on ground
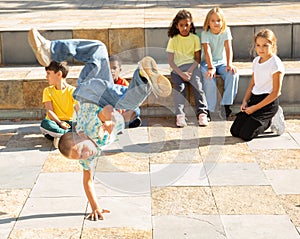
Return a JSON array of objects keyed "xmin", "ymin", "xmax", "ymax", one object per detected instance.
[{"xmin": 85, "ymin": 208, "xmax": 110, "ymax": 221}]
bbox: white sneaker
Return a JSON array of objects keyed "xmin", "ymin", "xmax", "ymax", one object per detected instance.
[
  {"xmin": 28, "ymin": 28, "xmax": 51, "ymax": 66},
  {"xmin": 198, "ymin": 113, "xmax": 209, "ymax": 126},
  {"xmin": 270, "ymin": 106, "xmax": 285, "ymax": 135},
  {"xmin": 109, "ymin": 110, "xmax": 125, "ymax": 143},
  {"xmin": 176, "ymin": 114, "xmax": 187, "ymax": 127},
  {"xmin": 138, "ymin": 56, "xmax": 172, "ymax": 97},
  {"xmin": 53, "ymin": 137, "xmax": 59, "ymax": 149}
]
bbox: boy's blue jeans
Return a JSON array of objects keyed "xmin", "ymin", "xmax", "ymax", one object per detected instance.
[
  {"xmin": 50, "ymin": 39, "xmax": 148, "ymax": 117},
  {"xmin": 200, "ymin": 62, "xmax": 239, "ymax": 112}
]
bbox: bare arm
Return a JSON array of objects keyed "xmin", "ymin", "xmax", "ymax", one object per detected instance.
[
  {"xmin": 224, "ymin": 40, "xmax": 237, "ymax": 73},
  {"xmin": 168, "ymin": 52, "xmax": 191, "ymax": 82},
  {"xmin": 202, "ymin": 43, "xmax": 215, "ymax": 79},
  {"xmin": 241, "ymin": 73, "xmax": 255, "ymax": 111},
  {"xmin": 44, "ymin": 101, "xmax": 70, "ymax": 129},
  {"xmin": 243, "ymin": 71, "xmax": 283, "ymax": 115},
  {"xmin": 187, "ymin": 50, "xmax": 200, "ymax": 74},
  {"xmin": 83, "ymin": 169, "xmax": 110, "ymax": 220}
]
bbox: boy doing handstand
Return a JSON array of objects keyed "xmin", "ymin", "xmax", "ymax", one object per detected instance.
[{"xmin": 28, "ymin": 28, "xmax": 172, "ymax": 220}]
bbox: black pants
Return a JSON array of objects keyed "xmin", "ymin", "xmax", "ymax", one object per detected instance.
[{"xmin": 230, "ymin": 94, "xmax": 278, "ymax": 141}]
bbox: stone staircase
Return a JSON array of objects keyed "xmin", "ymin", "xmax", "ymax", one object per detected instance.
[{"xmin": 1, "ymin": 4, "xmax": 300, "ymax": 119}]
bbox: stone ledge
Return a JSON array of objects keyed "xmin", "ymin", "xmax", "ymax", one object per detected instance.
[{"xmin": 0, "ymin": 61, "xmax": 300, "ymax": 120}]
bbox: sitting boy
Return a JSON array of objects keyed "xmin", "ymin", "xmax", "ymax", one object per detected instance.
[
  {"xmin": 28, "ymin": 28, "xmax": 172, "ymax": 220},
  {"xmin": 109, "ymin": 55, "xmax": 142, "ymax": 128},
  {"xmin": 40, "ymin": 60, "xmax": 78, "ymax": 148}
]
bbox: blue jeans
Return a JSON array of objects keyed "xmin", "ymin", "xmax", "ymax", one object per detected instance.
[
  {"xmin": 200, "ymin": 62, "xmax": 239, "ymax": 112},
  {"xmin": 50, "ymin": 39, "xmax": 150, "ymax": 113},
  {"xmin": 171, "ymin": 64, "xmax": 208, "ymax": 117}
]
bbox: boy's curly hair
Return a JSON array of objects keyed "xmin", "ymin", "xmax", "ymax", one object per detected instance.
[{"xmin": 168, "ymin": 9, "xmax": 196, "ymax": 38}]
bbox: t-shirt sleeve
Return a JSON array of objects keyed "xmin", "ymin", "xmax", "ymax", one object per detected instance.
[
  {"xmin": 42, "ymin": 87, "xmax": 51, "ymax": 103},
  {"xmin": 200, "ymin": 31, "xmax": 209, "ymax": 44},
  {"xmin": 225, "ymin": 27, "xmax": 233, "ymax": 41},
  {"xmin": 272, "ymin": 57, "xmax": 285, "ymax": 75},
  {"xmin": 166, "ymin": 38, "xmax": 175, "ymax": 53}
]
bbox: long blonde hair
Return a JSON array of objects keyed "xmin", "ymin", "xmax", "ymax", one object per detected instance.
[{"xmin": 203, "ymin": 7, "xmax": 227, "ymax": 33}]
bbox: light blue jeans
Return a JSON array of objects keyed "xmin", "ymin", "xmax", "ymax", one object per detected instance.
[
  {"xmin": 200, "ymin": 62, "xmax": 239, "ymax": 112},
  {"xmin": 50, "ymin": 39, "xmax": 149, "ymax": 115}
]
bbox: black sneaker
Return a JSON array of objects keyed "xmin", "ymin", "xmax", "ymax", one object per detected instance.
[
  {"xmin": 44, "ymin": 134, "xmax": 54, "ymax": 141},
  {"xmin": 219, "ymin": 105, "xmax": 232, "ymax": 120},
  {"xmin": 129, "ymin": 117, "xmax": 142, "ymax": 128}
]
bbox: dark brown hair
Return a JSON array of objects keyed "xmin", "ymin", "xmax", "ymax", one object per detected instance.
[
  {"xmin": 168, "ymin": 9, "xmax": 196, "ymax": 38},
  {"xmin": 45, "ymin": 61, "xmax": 69, "ymax": 78}
]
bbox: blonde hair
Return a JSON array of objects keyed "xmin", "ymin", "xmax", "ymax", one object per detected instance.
[
  {"xmin": 254, "ymin": 29, "xmax": 278, "ymax": 54},
  {"xmin": 203, "ymin": 7, "xmax": 227, "ymax": 33}
]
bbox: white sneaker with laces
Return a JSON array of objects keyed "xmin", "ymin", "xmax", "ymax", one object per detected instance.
[
  {"xmin": 138, "ymin": 56, "xmax": 172, "ymax": 97},
  {"xmin": 198, "ymin": 113, "xmax": 209, "ymax": 126},
  {"xmin": 28, "ymin": 28, "xmax": 52, "ymax": 66},
  {"xmin": 270, "ymin": 106, "xmax": 285, "ymax": 135},
  {"xmin": 176, "ymin": 114, "xmax": 187, "ymax": 127}
]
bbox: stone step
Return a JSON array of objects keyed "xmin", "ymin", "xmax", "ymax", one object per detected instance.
[
  {"xmin": 1, "ymin": 23, "xmax": 300, "ymax": 65},
  {"xmin": 0, "ymin": 61, "xmax": 299, "ymax": 120}
]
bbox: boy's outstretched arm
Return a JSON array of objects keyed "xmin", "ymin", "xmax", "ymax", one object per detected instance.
[{"xmin": 83, "ymin": 169, "xmax": 110, "ymax": 220}]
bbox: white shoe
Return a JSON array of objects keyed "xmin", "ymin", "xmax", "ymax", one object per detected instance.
[
  {"xmin": 138, "ymin": 56, "xmax": 172, "ymax": 97},
  {"xmin": 28, "ymin": 28, "xmax": 51, "ymax": 66},
  {"xmin": 270, "ymin": 106, "xmax": 285, "ymax": 135},
  {"xmin": 198, "ymin": 113, "xmax": 209, "ymax": 126},
  {"xmin": 176, "ymin": 114, "xmax": 187, "ymax": 127},
  {"xmin": 53, "ymin": 137, "xmax": 60, "ymax": 149},
  {"xmin": 109, "ymin": 110, "xmax": 125, "ymax": 143}
]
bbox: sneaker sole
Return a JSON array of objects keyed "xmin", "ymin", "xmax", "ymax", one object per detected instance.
[
  {"xmin": 28, "ymin": 29, "xmax": 49, "ymax": 66},
  {"xmin": 139, "ymin": 57, "xmax": 172, "ymax": 97}
]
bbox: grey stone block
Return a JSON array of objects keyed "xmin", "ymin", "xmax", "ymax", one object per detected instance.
[
  {"xmin": 231, "ymin": 26, "xmax": 255, "ymax": 61},
  {"xmin": 255, "ymin": 24, "xmax": 292, "ymax": 59},
  {"xmin": 1, "ymin": 30, "xmax": 72, "ymax": 65}
]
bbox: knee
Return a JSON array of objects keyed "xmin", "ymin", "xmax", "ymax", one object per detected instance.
[{"xmin": 230, "ymin": 126, "xmax": 240, "ymax": 138}]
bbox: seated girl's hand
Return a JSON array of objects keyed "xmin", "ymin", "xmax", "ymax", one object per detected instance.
[
  {"xmin": 226, "ymin": 65, "xmax": 238, "ymax": 74},
  {"xmin": 85, "ymin": 208, "xmax": 110, "ymax": 221},
  {"xmin": 181, "ymin": 72, "xmax": 192, "ymax": 82},
  {"xmin": 241, "ymin": 102, "xmax": 248, "ymax": 112},
  {"xmin": 206, "ymin": 68, "xmax": 216, "ymax": 79}
]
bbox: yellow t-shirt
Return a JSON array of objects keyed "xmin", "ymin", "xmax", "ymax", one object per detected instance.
[
  {"xmin": 166, "ymin": 33, "xmax": 201, "ymax": 68},
  {"xmin": 42, "ymin": 84, "xmax": 77, "ymax": 120}
]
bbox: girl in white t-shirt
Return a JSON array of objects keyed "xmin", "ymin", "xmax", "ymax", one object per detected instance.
[{"xmin": 230, "ymin": 29, "xmax": 285, "ymax": 141}]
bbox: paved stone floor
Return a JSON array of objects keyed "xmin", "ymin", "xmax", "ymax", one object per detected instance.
[
  {"xmin": 1, "ymin": 0, "xmax": 300, "ymax": 238},
  {"xmin": 0, "ymin": 115, "xmax": 300, "ymax": 239}
]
